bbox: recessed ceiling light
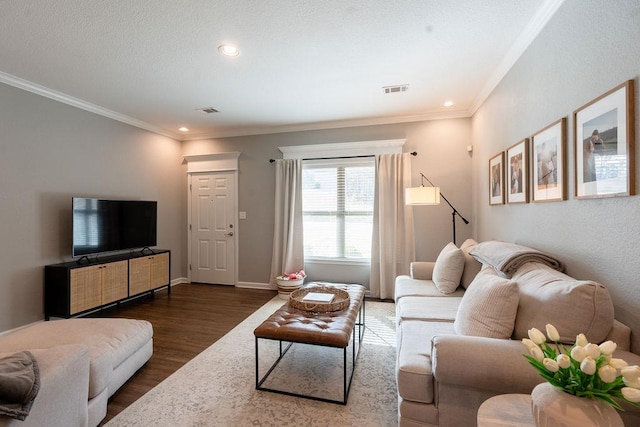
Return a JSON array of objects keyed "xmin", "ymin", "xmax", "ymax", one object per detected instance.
[
  {"xmin": 178, "ymin": 127, "xmax": 189, "ymax": 132},
  {"xmin": 443, "ymin": 101, "xmax": 455, "ymax": 107},
  {"xmin": 218, "ymin": 44, "xmax": 240, "ymax": 57}
]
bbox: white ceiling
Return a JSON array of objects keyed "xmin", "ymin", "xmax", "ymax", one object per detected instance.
[{"xmin": 0, "ymin": 0, "xmax": 564, "ymax": 141}]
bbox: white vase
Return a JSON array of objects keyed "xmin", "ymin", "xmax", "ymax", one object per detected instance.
[{"xmin": 530, "ymin": 382, "xmax": 623, "ymax": 427}]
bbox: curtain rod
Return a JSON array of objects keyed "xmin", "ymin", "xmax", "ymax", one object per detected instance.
[{"xmin": 268, "ymin": 151, "xmax": 417, "ymax": 163}]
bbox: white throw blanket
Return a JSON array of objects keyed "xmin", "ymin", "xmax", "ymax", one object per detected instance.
[{"xmin": 469, "ymin": 241, "xmax": 564, "ymax": 277}]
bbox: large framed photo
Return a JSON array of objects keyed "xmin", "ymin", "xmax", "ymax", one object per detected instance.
[
  {"xmin": 489, "ymin": 152, "xmax": 504, "ymax": 205},
  {"xmin": 506, "ymin": 139, "xmax": 529, "ymax": 204},
  {"xmin": 531, "ymin": 118, "xmax": 567, "ymax": 202},
  {"xmin": 574, "ymin": 80, "xmax": 635, "ymax": 198}
]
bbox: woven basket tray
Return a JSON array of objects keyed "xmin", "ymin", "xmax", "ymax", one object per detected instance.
[{"xmin": 289, "ymin": 286, "xmax": 350, "ymax": 312}]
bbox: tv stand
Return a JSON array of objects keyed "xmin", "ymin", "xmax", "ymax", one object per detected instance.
[
  {"xmin": 44, "ymin": 249, "xmax": 171, "ymax": 320},
  {"xmin": 140, "ymin": 246, "xmax": 156, "ymax": 255}
]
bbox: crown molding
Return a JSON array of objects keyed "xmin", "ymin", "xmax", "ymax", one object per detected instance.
[
  {"xmin": 181, "ymin": 109, "xmax": 472, "ymax": 141},
  {"xmin": 0, "ymin": 71, "xmax": 180, "ymax": 141},
  {"xmin": 470, "ymin": 0, "xmax": 565, "ymax": 115}
]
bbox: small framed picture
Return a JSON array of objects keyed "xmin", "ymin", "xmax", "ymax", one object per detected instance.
[
  {"xmin": 574, "ymin": 80, "xmax": 635, "ymax": 198},
  {"xmin": 531, "ymin": 118, "xmax": 567, "ymax": 202},
  {"xmin": 506, "ymin": 139, "xmax": 529, "ymax": 204},
  {"xmin": 489, "ymin": 152, "xmax": 505, "ymax": 205}
]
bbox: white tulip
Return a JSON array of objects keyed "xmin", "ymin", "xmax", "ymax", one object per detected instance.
[
  {"xmin": 584, "ymin": 343, "xmax": 601, "ymax": 358},
  {"xmin": 608, "ymin": 358, "xmax": 628, "ymax": 370},
  {"xmin": 556, "ymin": 353, "xmax": 571, "ymax": 369},
  {"xmin": 598, "ymin": 365, "xmax": 618, "ymax": 383},
  {"xmin": 623, "ymin": 377, "xmax": 640, "ymax": 389},
  {"xmin": 576, "ymin": 333, "xmax": 588, "ymax": 347},
  {"xmin": 571, "ymin": 346, "xmax": 587, "ymax": 362},
  {"xmin": 621, "ymin": 365, "xmax": 640, "ymax": 381},
  {"xmin": 543, "ymin": 358, "xmax": 559, "ymax": 372},
  {"xmin": 580, "ymin": 356, "xmax": 596, "ymax": 375},
  {"xmin": 529, "ymin": 346, "xmax": 544, "ymax": 362},
  {"xmin": 546, "ymin": 324, "xmax": 560, "ymax": 342},
  {"xmin": 522, "ymin": 338, "xmax": 538, "ymax": 351},
  {"xmin": 621, "ymin": 387, "xmax": 640, "ymax": 402},
  {"xmin": 599, "ymin": 340, "xmax": 617, "ymax": 356},
  {"xmin": 528, "ymin": 328, "xmax": 547, "ymax": 345}
]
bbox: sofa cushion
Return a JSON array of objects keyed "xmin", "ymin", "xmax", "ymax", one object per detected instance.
[
  {"xmin": 460, "ymin": 238, "xmax": 482, "ymax": 289},
  {"xmin": 396, "ymin": 320, "xmax": 455, "ymax": 404},
  {"xmin": 433, "ymin": 243, "xmax": 465, "ymax": 294},
  {"xmin": 511, "ymin": 262, "xmax": 614, "ymax": 344},
  {"xmin": 454, "ymin": 267, "xmax": 518, "ymax": 338},
  {"xmin": 0, "ymin": 318, "xmax": 152, "ymax": 399},
  {"xmin": 396, "ymin": 296, "xmax": 462, "ymax": 323},
  {"xmin": 394, "ymin": 275, "xmax": 465, "ymax": 302},
  {"xmin": 410, "ymin": 261, "xmax": 435, "ymax": 280}
]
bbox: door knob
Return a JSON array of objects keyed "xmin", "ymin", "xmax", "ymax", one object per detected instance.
[{"xmin": 225, "ymin": 231, "xmax": 234, "ymax": 236}]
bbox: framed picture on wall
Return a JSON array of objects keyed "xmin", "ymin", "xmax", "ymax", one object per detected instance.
[
  {"xmin": 506, "ymin": 139, "xmax": 529, "ymax": 204},
  {"xmin": 531, "ymin": 118, "xmax": 567, "ymax": 202},
  {"xmin": 489, "ymin": 152, "xmax": 505, "ymax": 205},
  {"xmin": 574, "ymin": 80, "xmax": 635, "ymax": 198}
]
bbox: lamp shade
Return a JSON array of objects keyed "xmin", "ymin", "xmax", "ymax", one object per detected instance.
[{"xmin": 405, "ymin": 186, "xmax": 441, "ymax": 205}]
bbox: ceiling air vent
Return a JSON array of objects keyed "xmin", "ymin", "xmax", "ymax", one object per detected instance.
[
  {"xmin": 196, "ymin": 107, "xmax": 219, "ymax": 114},
  {"xmin": 383, "ymin": 84, "xmax": 409, "ymax": 94}
]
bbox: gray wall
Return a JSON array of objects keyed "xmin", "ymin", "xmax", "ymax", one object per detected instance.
[
  {"xmin": 182, "ymin": 118, "xmax": 472, "ymax": 285},
  {"xmin": 471, "ymin": 0, "xmax": 640, "ymax": 351},
  {"xmin": 0, "ymin": 83, "xmax": 186, "ymax": 332}
]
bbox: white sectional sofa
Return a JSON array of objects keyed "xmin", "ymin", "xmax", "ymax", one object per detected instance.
[
  {"xmin": 0, "ymin": 318, "xmax": 152, "ymax": 427},
  {"xmin": 395, "ymin": 239, "xmax": 640, "ymax": 427}
]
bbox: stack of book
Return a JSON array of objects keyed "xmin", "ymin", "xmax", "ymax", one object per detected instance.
[{"xmin": 301, "ymin": 292, "xmax": 335, "ymax": 303}]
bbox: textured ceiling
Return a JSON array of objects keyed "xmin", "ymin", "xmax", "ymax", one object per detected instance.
[{"xmin": 0, "ymin": 1, "xmax": 563, "ymax": 140}]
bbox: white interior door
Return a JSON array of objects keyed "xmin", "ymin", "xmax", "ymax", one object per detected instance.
[{"xmin": 190, "ymin": 172, "xmax": 236, "ymax": 285}]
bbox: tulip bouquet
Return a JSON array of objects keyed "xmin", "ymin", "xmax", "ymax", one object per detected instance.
[{"xmin": 522, "ymin": 324, "xmax": 640, "ymax": 410}]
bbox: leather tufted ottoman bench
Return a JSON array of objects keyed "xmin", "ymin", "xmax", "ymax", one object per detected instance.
[{"xmin": 254, "ymin": 283, "xmax": 365, "ymax": 404}]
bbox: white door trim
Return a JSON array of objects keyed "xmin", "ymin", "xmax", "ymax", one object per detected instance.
[{"xmin": 185, "ymin": 152, "xmax": 240, "ymax": 285}]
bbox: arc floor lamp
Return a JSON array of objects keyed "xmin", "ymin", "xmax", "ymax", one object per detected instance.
[{"xmin": 405, "ymin": 172, "xmax": 469, "ymax": 245}]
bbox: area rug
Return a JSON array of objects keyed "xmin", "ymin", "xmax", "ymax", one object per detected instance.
[{"xmin": 106, "ymin": 297, "xmax": 398, "ymax": 426}]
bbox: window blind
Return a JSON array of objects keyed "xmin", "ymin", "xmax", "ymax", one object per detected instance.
[{"xmin": 302, "ymin": 157, "xmax": 375, "ymax": 260}]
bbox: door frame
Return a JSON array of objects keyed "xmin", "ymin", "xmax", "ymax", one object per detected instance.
[{"xmin": 184, "ymin": 152, "xmax": 240, "ymax": 285}]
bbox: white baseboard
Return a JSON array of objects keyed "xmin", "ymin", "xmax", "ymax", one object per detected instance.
[
  {"xmin": 170, "ymin": 277, "xmax": 189, "ymax": 286},
  {"xmin": 236, "ymin": 281, "xmax": 276, "ymax": 291}
]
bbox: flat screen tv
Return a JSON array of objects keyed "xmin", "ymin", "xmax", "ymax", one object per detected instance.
[{"xmin": 72, "ymin": 197, "xmax": 157, "ymax": 257}]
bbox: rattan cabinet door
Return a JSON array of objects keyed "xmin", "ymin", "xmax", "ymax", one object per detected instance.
[
  {"xmin": 70, "ymin": 265, "xmax": 102, "ymax": 315},
  {"xmin": 150, "ymin": 253, "xmax": 170, "ymax": 288},
  {"xmin": 102, "ymin": 260, "xmax": 128, "ymax": 304},
  {"xmin": 129, "ymin": 257, "xmax": 151, "ymax": 296}
]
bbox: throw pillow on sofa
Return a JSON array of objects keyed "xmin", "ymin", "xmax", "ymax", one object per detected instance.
[
  {"xmin": 454, "ymin": 266, "xmax": 519, "ymax": 338},
  {"xmin": 511, "ymin": 262, "xmax": 614, "ymax": 344},
  {"xmin": 433, "ymin": 242, "xmax": 465, "ymax": 294}
]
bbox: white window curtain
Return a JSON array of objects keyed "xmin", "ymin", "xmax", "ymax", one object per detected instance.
[
  {"xmin": 269, "ymin": 159, "xmax": 305, "ymax": 285},
  {"xmin": 369, "ymin": 153, "xmax": 415, "ymax": 299}
]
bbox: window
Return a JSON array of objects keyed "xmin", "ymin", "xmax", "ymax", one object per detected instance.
[{"xmin": 302, "ymin": 157, "xmax": 375, "ymax": 261}]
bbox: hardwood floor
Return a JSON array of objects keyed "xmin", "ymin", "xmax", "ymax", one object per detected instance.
[{"xmin": 90, "ymin": 283, "xmax": 277, "ymax": 425}]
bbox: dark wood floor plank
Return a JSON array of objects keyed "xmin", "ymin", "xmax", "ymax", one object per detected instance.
[{"xmin": 91, "ymin": 283, "xmax": 277, "ymax": 425}]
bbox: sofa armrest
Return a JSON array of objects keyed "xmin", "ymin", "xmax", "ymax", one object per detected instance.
[
  {"xmin": 410, "ymin": 262, "xmax": 436, "ymax": 280},
  {"xmin": 606, "ymin": 320, "xmax": 631, "ymax": 351},
  {"xmin": 0, "ymin": 344, "xmax": 89, "ymax": 427},
  {"xmin": 432, "ymin": 335, "xmax": 543, "ymax": 395}
]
